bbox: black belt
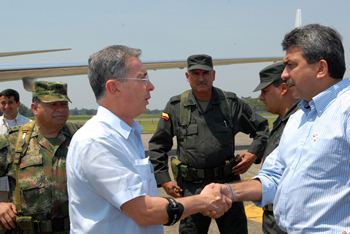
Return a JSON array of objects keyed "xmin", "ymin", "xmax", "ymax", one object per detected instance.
[
  {"xmin": 33, "ymin": 217, "xmax": 70, "ymax": 233},
  {"xmin": 185, "ymin": 165, "xmax": 229, "ymax": 180},
  {"xmin": 263, "ymin": 203, "xmax": 273, "ymax": 212}
]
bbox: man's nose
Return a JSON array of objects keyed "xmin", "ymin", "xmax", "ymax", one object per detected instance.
[
  {"xmin": 281, "ymin": 67, "xmax": 289, "ymax": 80},
  {"xmin": 147, "ymin": 80, "xmax": 155, "ymax": 91},
  {"xmin": 259, "ymin": 94, "xmax": 264, "ymax": 101}
]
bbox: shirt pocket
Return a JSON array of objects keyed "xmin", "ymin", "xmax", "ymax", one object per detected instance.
[
  {"xmin": 19, "ymin": 155, "xmax": 45, "ymax": 190},
  {"xmin": 302, "ymin": 136, "xmax": 345, "ymax": 179},
  {"xmin": 214, "ymin": 117, "xmax": 231, "ymax": 147},
  {"xmin": 177, "ymin": 124, "xmax": 198, "ymax": 149},
  {"xmin": 18, "ymin": 155, "xmax": 47, "ymax": 214},
  {"xmin": 134, "ymin": 162, "xmax": 153, "ymax": 196},
  {"xmin": 19, "ymin": 155, "xmax": 43, "ymax": 169}
]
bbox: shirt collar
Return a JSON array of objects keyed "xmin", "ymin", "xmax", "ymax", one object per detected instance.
[
  {"xmin": 298, "ymin": 78, "xmax": 350, "ymax": 116},
  {"xmin": 186, "ymin": 87, "xmax": 219, "ymax": 106},
  {"xmin": 281, "ymin": 100, "xmax": 301, "ymax": 122},
  {"xmin": 96, "ymin": 105, "xmax": 143, "ymax": 140},
  {"xmin": 0, "ymin": 112, "xmax": 21, "ymax": 123}
]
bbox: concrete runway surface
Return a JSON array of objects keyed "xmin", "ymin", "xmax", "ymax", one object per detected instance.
[{"xmin": 142, "ymin": 132, "xmax": 264, "ymax": 234}]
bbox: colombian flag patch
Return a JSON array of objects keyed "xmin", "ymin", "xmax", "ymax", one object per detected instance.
[{"xmin": 162, "ymin": 112, "xmax": 169, "ymax": 121}]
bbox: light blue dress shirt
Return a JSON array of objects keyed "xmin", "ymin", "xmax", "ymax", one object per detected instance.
[
  {"xmin": 254, "ymin": 78, "xmax": 350, "ymax": 233},
  {"xmin": 67, "ymin": 106, "xmax": 163, "ymax": 234}
]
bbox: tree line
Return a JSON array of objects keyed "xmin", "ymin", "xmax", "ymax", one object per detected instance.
[{"xmin": 0, "ymin": 97, "xmax": 266, "ymax": 117}]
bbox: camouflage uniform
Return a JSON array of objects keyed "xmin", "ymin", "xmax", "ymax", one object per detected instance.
[{"xmin": 0, "ymin": 81, "xmax": 74, "ymax": 234}]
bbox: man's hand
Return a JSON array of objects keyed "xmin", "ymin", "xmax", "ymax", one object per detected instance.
[
  {"xmin": 0, "ymin": 202, "xmax": 17, "ymax": 230},
  {"xmin": 232, "ymin": 152, "xmax": 258, "ymax": 175},
  {"xmin": 161, "ymin": 181, "xmax": 183, "ymax": 198},
  {"xmin": 342, "ymin": 232, "xmax": 349, "ymax": 234},
  {"xmin": 199, "ymin": 183, "xmax": 232, "ymax": 219}
]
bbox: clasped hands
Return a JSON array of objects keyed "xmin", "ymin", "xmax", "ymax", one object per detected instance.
[{"xmin": 198, "ymin": 183, "xmax": 232, "ymax": 219}]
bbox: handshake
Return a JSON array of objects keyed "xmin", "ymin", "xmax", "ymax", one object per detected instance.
[{"xmin": 197, "ymin": 183, "xmax": 233, "ymax": 219}]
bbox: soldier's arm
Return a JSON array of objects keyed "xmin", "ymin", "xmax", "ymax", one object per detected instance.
[
  {"xmin": 0, "ymin": 134, "xmax": 17, "ymax": 230},
  {"xmin": 232, "ymin": 152, "xmax": 258, "ymax": 175},
  {"xmin": 0, "ymin": 136, "xmax": 9, "ymax": 177},
  {"xmin": 235, "ymin": 98, "xmax": 269, "ymax": 164},
  {"xmin": 0, "ymin": 203, "xmax": 17, "ymax": 230},
  {"xmin": 148, "ymin": 99, "xmax": 178, "ymax": 187}
]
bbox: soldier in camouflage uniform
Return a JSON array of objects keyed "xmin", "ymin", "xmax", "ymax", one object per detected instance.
[{"xmin": 0, "ymin": 81, "xmax": 77, "ymax": 234}]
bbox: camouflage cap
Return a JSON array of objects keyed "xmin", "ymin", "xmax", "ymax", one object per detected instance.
[{"xmin": 32, "ymin": 81, "xmax": 72, "ymax": 103}]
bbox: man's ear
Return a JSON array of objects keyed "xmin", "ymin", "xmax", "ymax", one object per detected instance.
[
  {"xmin": 186, "ymin": 72, "xmax": 190, "ymax": 82},
  {"xmin": 31, "ymin": 103, "xmax": 38, "ymax": 116},
  {"xmin": 16, "ymin": 101, "xmax": 21, "ymax": 109},
  {"xmin": 316, "ymin": 60, "xmax": 328, "ymax": 79},
  {"xmin": 280, "ymin": 82, "xmax": 289, "ymax": 95},
  {"xmin": 105, "ymin": 79, "xmax": 121, "ymax": 96}
]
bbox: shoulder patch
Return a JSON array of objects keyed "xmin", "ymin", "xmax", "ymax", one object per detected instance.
[
  {"xmin": 162, "ymin": 112, "xmax": 169, "ymax": 121},
  {"xmin": 169, "ymin": 94, "xmax": 181, "ymax": 103},
  {"xmin": 8, "ymin": 125, "xmax": 21, "ymax": 133},
  {"xmin": 224, "ymin": 91, "xmax": 237, "ymax": 100}
]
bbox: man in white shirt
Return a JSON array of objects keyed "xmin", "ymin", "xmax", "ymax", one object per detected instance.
[
  {"xmin": 0, "ymin": 89, "xmax": 31, "ymax": 135},
  {"xmin": 0, "ymin": 89, "xmax": 31, "ymax": 203},
  {"xmin": 66, "ymin": 45, "xmax": 231, "ymax": 234}
]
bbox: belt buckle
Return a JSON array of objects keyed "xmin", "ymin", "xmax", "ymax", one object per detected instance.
[
  {"xmin": 35, "ymin": 220, "xmax": 41, "ymax": 233},
  {"xmin": 205, "ymin": 168, "xmax": 214, "ymax": 178},
  {"xmin": 192, "ymin": 168, "xmax": 197, "ymax": 178}
]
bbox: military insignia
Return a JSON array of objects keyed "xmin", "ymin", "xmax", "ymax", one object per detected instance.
[{"xmin": 162, "ymin": 112, "xmax": 169, "ymax": 121}]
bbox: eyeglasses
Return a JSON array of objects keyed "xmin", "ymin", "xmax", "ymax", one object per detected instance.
[{"xmin": 118, "ymin": 75, "xmax": 149, "ymax": 87}]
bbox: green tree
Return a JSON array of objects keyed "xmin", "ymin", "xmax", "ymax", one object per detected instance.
[
  {"xmin": 70, "ymin": 107, "xmax": 79, "ymax": 116},
  {"xmin": 19, "ymin": 103, "xmax": 34, "ymax": 117},
  {"xmin": 241, "ymin": 96, "xmax": 266, "ymax": 112}
]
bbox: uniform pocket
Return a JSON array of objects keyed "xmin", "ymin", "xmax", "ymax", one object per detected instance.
[
  {"xmin": 19, "ymin": 155, "xmax": 43, "ymax": 170},
  {"xmin": 214, "ymin": 117, "xmax": 231, "ymax": 148},
  {"xmin": 19, "ymin": 155, "xmax": 45, "ymax": 191}
]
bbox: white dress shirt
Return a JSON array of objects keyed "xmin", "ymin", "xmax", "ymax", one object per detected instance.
[
  {"xmin": 254, "ymin": 78, "xmax": 350, "ymax": 233},
  {"xmin": 67, "ymin": 106, "xmax": 163, "ymax": 234}
]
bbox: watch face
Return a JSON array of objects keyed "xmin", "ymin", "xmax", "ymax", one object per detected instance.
[{"xmin": 166, "ymin": 197, "xmax": 177, "ymax": 207}]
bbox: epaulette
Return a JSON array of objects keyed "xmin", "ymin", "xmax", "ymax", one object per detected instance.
[
  {"xmin": 169, "ymin": 94, "xmax": 181, "ymax": 103},
  {"xmin": 224, "ymin": 92, "xmax": 237, "ymax": 100},
  {"xmin": 8, "ymin": 125, "xmax": 21, "ymax": 133}
]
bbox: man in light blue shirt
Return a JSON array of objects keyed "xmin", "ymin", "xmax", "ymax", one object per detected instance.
[
  {"xmin": 209, "ymin": 24, "xmax": 350, "ymax": 233},
  {"xmin": 66, "ymin": 45, "xmax": 232, "ymax": 234}
]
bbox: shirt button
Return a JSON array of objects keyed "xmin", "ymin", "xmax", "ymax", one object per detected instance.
[
  {"xmin": 309, "ymin": 118, "xmax": 312, "ymax": 121},
  {"xmin": 282, "ymin": 190, "xmax": 286, "ymax": 194},
  {"xmin": 292, "ymin": 166, "xmax": 295, "ymax": 169},
  {"xmin": 281, "ymin": 215, "xmax": 285, "ymax": 220}
]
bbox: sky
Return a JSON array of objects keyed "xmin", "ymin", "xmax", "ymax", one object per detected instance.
[{"xmin": 1, "ymin": 0, "xmax": 350, "ymax": 110}]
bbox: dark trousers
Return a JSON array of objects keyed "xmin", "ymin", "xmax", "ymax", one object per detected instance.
[
  {"xmin": 179, "ymin": 177, "xmax": 248, "ymax": 234},
  {"xmin": 262, "ymin": 210, "xmax": 286, "ymax": 234}
]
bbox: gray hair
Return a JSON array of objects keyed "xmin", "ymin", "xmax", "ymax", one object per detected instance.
[
  {"xmin": 88, "ymin": 45, "xmax": 142, "ymax": 101},
  {"xmin": 282, "ymin": 24, "xmax": 346, "ymax": 79},
  {"xmin": 32, "ymin": 97, "xmax": 41, "ymax": 106}
]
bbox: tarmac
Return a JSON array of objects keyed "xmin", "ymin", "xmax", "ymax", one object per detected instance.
[{"xmin": 142, "ymin": 132, "xmax": 264, "ymax": 234}]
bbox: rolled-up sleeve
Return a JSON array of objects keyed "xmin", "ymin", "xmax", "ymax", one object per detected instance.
[{"xmin": 252, "ymin": 147, "xmax": 283, "ymax": 207}]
